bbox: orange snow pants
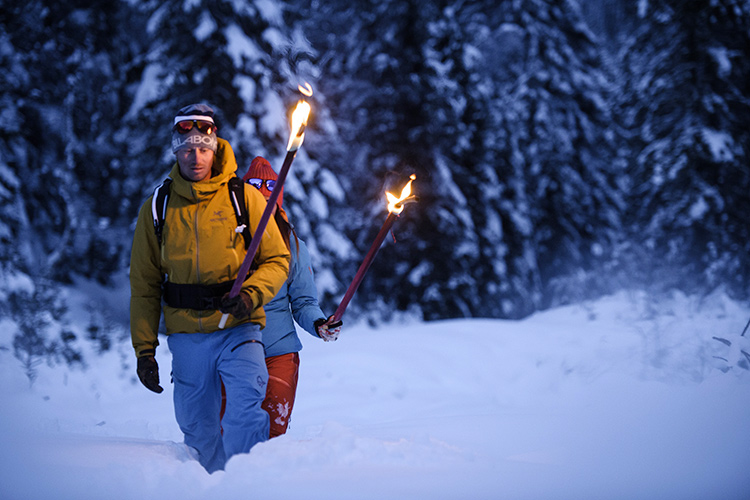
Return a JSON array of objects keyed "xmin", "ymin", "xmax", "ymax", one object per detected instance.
[{"xmin": 221, "ymin": 352, "xmax": 300, "ymax": 438}]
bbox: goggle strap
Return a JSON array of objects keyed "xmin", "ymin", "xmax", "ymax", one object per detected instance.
[{"xmin": 174, "ymin": 115, "xmax": 215, "ymax": 125}]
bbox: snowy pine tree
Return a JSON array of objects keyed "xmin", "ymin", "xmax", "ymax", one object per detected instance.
[
  {"xmin": 488, "ymin": 0, "xmax": 625, "ymax": 308},
  {"xmin": 0, "ymin": 1, "xmax": 143, "ymax": 374},
  {"xmin": 616, "ymin": 0, "xmax": 750, "ymax": 298}
]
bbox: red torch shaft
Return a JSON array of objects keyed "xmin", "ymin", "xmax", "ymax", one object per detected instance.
[
  {"xmin": 333, "ymin": 211, "xmax": 398, "ymax": 322},
  {"xmin": 218, "ymin": 149, "xmax": 298, "ymax": 329}
]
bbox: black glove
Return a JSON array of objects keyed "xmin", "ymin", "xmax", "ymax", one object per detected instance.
[
  {"xmin": 219, "ymin": 291, "xmax": 254, "ymax": 319},
  {"xmin": 137, "ymin": 356, "xmax": 164, "ymax": 393},
  {"xmin": 314, "ymin": 315, "xmax": 343, "ymax": 342}
]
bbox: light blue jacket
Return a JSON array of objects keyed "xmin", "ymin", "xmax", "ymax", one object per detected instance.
[{"xmin": 262, "ymin": 235, "xmax": 326, "ymax": 357}]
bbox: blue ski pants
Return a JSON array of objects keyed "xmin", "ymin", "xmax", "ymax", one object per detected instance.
[{"xmin": 167, "ymin": 322, "xmax": 269, "ymax": 473}]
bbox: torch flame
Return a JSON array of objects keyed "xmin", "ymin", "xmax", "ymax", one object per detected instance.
[
  {"xmin": 287, "ymin": 83, "xmax": 313, "ymax": 151},
  {"xmin": 287, "ymin": 100, "xmax": 311, "ymax": 152},
  {"xmin": 386, "ymin": 174, "xmax": 416, "ymax": 215}
]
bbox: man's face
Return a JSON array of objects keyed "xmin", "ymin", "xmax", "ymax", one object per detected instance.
[{"xmin": 176, "ymin": 147, "xmax": 215, "ymax": 182}]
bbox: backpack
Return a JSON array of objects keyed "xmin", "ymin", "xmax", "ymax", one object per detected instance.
[{"xmin": 150, "ymin": 176, "xmax": 251, "ymax": 249}]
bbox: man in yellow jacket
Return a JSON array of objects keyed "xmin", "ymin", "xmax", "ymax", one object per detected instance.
[{"xmin": 129, "ymin": 103, "xmax": 290, "ymax": 473}]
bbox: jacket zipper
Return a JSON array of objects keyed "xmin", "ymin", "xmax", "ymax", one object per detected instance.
[{"xmin": 193, "ymin": 194, "xmax": 204, "ymax": 332}]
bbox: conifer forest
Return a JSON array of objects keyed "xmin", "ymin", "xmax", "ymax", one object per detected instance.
[{"xmin": 1, "ymin": 0, "xmax": 749, "ymax": 368}]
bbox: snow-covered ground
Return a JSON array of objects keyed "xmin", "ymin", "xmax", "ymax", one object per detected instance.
[{"xmin": 1, "ymin": 289, "xmax": 749, "ymax": 500}]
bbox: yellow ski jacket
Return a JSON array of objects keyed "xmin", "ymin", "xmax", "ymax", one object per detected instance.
[{"xmin": 129, "ymin": 138, "xmax": 290, "ymax": 358}]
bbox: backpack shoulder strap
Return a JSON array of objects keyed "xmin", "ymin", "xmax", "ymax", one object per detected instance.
[
  {"xmin": 227, "ymin": 176, "xmax": 251, "ymax": 249},
  {"xmin": 151, "ymin": 178, "xmax": 173, "ymax": 246}
]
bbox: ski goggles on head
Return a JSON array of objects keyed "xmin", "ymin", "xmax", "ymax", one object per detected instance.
[
  {"xmin": 246, "ymin": 178, "xmax": 277, "ymax": 191},
  {"xmin": 173, "ymin": 119, "xmax": 216, "ymax": 135}
]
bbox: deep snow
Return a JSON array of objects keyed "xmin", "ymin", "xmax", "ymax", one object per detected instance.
[{"xmin": 1, "ymin": 289, "xmax": 749, "ymax": 500}]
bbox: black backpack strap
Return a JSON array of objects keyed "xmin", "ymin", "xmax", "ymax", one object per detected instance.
[
  {"xmin": 151, "ymin": 178, "xmax": 173, "ymax": 245},
  {"xmin": 228, "ymin": 176, "xmax": 251, "ymax": 249}
]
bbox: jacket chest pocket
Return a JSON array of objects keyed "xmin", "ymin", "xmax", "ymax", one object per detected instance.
[
  {"xmin": 211, "ymin": 223, "xmax": 244, "ymax": 251},
  {"xmin": 202, "ymin": 208, "xmax": 234, "ymax": 243}
]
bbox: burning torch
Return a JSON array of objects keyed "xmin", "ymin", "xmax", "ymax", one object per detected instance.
[
  {"xmin": 332, "ymin": 174, "xmax": 417, "ymax": 323},
  {"xmin": 219, "ymin": 84, "xmax": 313, "ymax": 329}
]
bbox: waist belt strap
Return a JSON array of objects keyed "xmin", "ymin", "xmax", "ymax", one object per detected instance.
[{"xmin": 162, "ymin": 280, "xmax": 234, "ymax": 311}]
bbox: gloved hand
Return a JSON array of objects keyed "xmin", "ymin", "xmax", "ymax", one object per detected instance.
[
  {"xmin": 314, "ymin": 315, "xmax": 343, "ymax": 342},
  {"xmin": 219, "ymin": 291, "xmax": 253, "ymax": 319},
  {"xmin": 137, "ymin": 356, "xmax": 164, "ymax": 393}
]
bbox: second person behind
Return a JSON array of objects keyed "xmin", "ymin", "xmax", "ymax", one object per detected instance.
[{"xmin": 222, "ymin": 156, "xmax": 342, "ymax": 438}]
